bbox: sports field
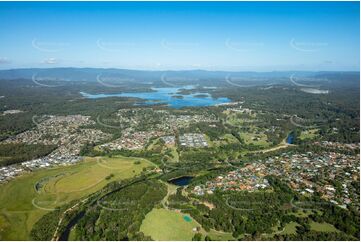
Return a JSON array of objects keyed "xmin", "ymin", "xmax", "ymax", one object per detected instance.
[
  {"xmin": 0, "ymin": 156, "xmax": 152, "ymax": 240},
  {"xmin": 140, "ymin": 208, "xmax": 200, "ymax": 240}
]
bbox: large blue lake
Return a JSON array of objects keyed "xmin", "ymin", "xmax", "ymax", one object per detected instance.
[{"xmin": 80, "ymin": 86, "xmax": 230, "ymax": 109}]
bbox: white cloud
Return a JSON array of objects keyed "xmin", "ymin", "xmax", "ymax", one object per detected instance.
[
  {"xmin": 42, "ymin": 58, "xmax": 58, "ymax": 64},
  {"xmin": 0, "ymin": 57, "xmax": 10, "ymax": 64}
]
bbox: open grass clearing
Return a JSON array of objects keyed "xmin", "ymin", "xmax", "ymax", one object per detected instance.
[
  {"xmin": 207, "ymin": 229, "xmax": 235, "ymax": 240},
  {"xmin": 239, "ymin": 132, "xmax": 269, "ymax": 147},
  {"xmin": 300, "ymin": 129, "xmax": 319, "ymax": 140},
  {"xmin": 310, "ymin": 221, "xmax": 339, "ymax": 233},
  {"xmin": 140, "ymin": 208, "xmax": 201, "ymax": 240},
  {"xmin": 281, "ymin": 221, "xmax": 299, "ymax": 235},
  {"xmin": 0, "ymin": 155, "xmax": 152, "ymax": 240}
]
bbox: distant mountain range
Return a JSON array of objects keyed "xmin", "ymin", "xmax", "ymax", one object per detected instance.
[{"xmin": 0, "ymin": 68, "xmax": 358, "ymax": 83}]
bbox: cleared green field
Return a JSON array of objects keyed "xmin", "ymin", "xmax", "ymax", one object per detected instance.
[
  {"xmin": 310, "ymin": 221, "xmax": 339, "ymax": 233},
  {"xmin": 208, "ymin": 229, "xmax": 235, "ymax": 240},
  {"xmin": 147, "ymin": 138, "xmax": 163, "ymax": 151},
  {"xmin": 213, "ymin": 133, "xmax": 240, "ymax": 146},
  {"xmin": 140, "ymin": 208, "xmax": 200, "ymax": 240},
  {"xmin": 168, "ymin": 147, "xmax": 179, "ymax": 162},
  {"xmin": 0, "ymin": 156, "xmax": 152, "ymax": 240},
  {"xmin": 300, "ymin": 129, "xmax": 319, "ymax": 140},
  {"xmin": 281, "ymin": 222, "xmax": 299, "ymax": 235},
  {"xmin": 225, "ymin": 112, "xmax": 257, "ymax": 126},
  {"xmin": 239, "ymin": 132, "xmax": 269, "ymax": 147}
]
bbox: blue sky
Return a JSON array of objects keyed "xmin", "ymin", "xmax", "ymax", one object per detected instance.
[{"xmin": 0, "ymin": 1, "xmax": 359, "ymax": 71}]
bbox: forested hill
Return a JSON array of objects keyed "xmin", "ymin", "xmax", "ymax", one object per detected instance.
[{"xmin": 0, "ymin": 68, "xmax": 358, "ymax": 84}]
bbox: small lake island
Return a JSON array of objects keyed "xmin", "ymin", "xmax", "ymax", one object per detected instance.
[{"xmin": 171, "ymin": 95, "xmax": 184, "ymax": 99}]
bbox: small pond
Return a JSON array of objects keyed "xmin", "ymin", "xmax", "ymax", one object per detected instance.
[
  {"xmin": 183, "ymin": 215, "xmax": 192, "ymax": 222},
  {"xmin": 168, "ymin": 176, "xmax": 193, "ymax": 186},
  {"xmin": 287, "ymin": 133, "xmax": 295, "ymax": 144}
]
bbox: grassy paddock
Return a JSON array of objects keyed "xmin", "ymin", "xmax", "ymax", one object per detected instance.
[
  {"xmin": 300, "ymin": 129, "xmax": 319, "ymax": 140},
  {"xmin": 239, "ymin": 132, "xmax": 269, "ymax": 147},
  {"xmin": 310, "ymin": 221, "xmax": 339, "ymax": 233},
  {"xmin": 281, "ymin": 221, "xmax": 299, "ymax": 235},
  {"xmin": 140, "ymin": 208, "xmax": 200, "ymax": 240},
  {"xmin": 0, "ymin": 156, "xmax": 151, "ymax": 240}
]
